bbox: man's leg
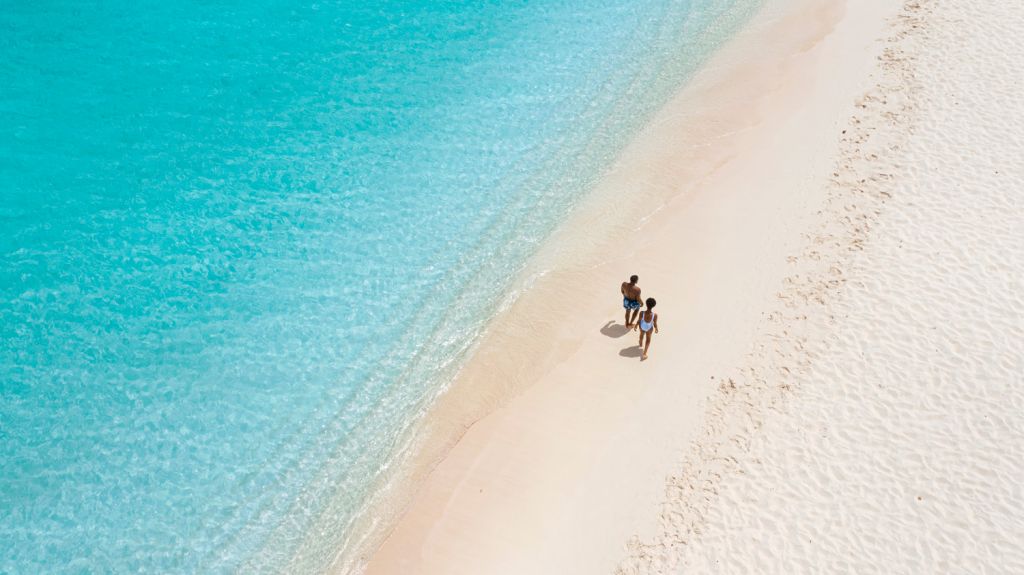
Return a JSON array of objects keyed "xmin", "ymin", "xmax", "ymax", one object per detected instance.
[
  {"xmin": 624, "ymin": 308, "xmax": 631, "ymax": 327},
  {"xmin": 630, "ymin": 308, "xmax": 640, "ymax": 326}
]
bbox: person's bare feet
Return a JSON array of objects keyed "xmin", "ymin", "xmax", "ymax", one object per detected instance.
[{"xmin": 641, "ymin": 353, "xmax": 648, "ymax": 361}]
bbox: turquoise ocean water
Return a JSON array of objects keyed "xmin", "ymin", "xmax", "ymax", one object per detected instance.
[{"xmin": 1, "ymin": 1, "xmax": 760, "ymax": 572}]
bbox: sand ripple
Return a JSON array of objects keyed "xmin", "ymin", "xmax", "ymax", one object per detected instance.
[{"xmin": 618, "ymin": 1, "xmax": 1024, "ymax": 572}]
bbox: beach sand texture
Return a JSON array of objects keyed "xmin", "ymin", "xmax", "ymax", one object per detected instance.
[
  {"xmin": 359, "ymin": 0, "xmax": 1023, "ymax": 573},
  {"xmin": 620, "ymin": 0, "xmax": 1024, "ymax": 572}
]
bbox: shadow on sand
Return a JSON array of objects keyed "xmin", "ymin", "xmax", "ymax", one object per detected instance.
[
  {"xmin": 618, "ymin": 345, "xmax": 643, "ymax": 358},
  {"xmin": 600, "ymin": 321, "xmax": 631, "ymax": 339}
]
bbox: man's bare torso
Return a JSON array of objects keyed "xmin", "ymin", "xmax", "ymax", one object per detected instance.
[{"xmin": 621, "ymin": 282, "xmax": 641, "ymax": 301}]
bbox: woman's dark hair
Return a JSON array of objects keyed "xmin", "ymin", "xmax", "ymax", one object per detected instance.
[{"xmin": 645, "ymin": 297, "xmax": 656, "ymax": 309}]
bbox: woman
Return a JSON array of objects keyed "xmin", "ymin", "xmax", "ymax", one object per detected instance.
[{"xmin": 633, "ymin": 297, "xmax": 659, "ymax": 360}]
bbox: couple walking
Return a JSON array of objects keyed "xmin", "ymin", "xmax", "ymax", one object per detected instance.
[{"xmin": 620, "ymin": 275, "xmax": 659, "ymax": 361}]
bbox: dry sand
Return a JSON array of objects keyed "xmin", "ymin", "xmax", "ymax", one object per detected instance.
[
  {"xmin": 352, "ymin": 0, "xmax": 1024, "ymax": 573},
  {"xmin": 623, "ymin": 0, "xmax": 1024, "ymax": 572}
]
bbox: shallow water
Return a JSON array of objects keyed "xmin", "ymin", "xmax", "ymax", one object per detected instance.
[{"xmin": 0, "ymin": 1, "xmax": 759, "ymax": 571}]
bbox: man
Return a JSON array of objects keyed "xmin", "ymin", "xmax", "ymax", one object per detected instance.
[{"xmin": 620, "ymin": 275, "xmax": 642, "ymax": 327}]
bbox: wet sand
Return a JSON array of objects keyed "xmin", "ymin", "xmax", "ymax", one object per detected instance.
[{"xmin": 348, "ymin": 0, "xmax": 1024, "ymax": 572}]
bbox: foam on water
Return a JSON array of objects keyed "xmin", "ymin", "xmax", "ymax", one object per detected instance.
[{"xmin": 1, "ymin": 1, "xmax": 760, "ymax": 571}]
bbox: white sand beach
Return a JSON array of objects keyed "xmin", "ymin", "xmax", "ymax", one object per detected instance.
[{"xmin": 350, "ymin": 0, "xmax": 1024, "ymax": 573}]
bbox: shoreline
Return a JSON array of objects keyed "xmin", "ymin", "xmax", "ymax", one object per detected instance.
[
  {"xmin": 315, "ymin": 2, "xmax": 783, "ymax": 570},
  {"xmin": 351, "ymin": 0, "xmax": 907, "ymax": 572},
  {"xmin": 334, "ymin": 0, "xmax": 1024, "ymax": 570}
]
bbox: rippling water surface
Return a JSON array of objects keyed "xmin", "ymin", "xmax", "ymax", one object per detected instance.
[{"xmin": 1, "ymin": 0, "xmax": 759, "ymax": 571}]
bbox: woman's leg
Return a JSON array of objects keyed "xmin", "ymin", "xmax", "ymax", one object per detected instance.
[{"xmin": 642, "ymin": 331, "xmax": 652, "ymax": 359}]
